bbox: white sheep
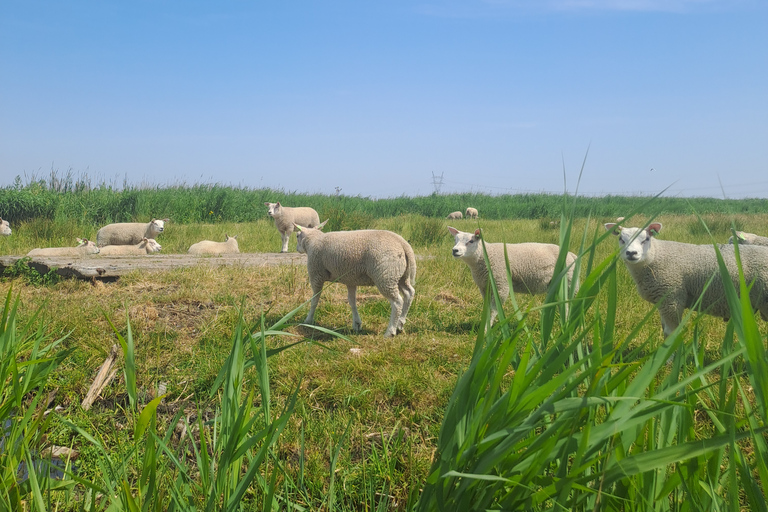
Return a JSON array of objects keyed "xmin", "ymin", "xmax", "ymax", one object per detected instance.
[
  {"xmin": 606, "ymin": 222, "xmax": 768, "ymax": 336},
  {"xmin": 188, "ymin": 235, "xmax": 239, "ymax": 255},
  {"xmin": 295, "ymin": 221, "xmax": 416, "ymax": 337},
  {"xmin": 449, "ymin": 227, "xmax": 578, "ymax": 325},
  {"xmin": 27, "ymin": 238, "xmax": 99, "ymax": 257},
  {"xmin": 1, "ymin": 218, "xmax": 11, "ymax": 236},
  {"xmin": 728, "ymin": 231, "xmax": 768, "ymax": 247},
  {"xmin": 98, "ymin": 238, "xmax": 162, "ymax": 255},
  {"xmin": 465, "ymin": 207, "xmax": 479, "ymax": 219},
  {"xmin": 615, "ymin": 216, "xmax": 626, "ymax": 223},
  {"xmin": 447, "ymin": 211, "xmax": 463, "ymax": 220},
  {"xmin": 264, "ymin": 202, "xmax": 320, "ymax": 253},
  {"xmin": 96, "ymin": 219, "xmax": 168, "ymax": 247}
]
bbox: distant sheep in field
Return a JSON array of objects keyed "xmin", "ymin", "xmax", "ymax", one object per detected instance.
[
  {"xmin": 449, "ymin": 227, "xmax": 578, "ymax": 325},
  {"xmin": 447, "ymin": 211, "xmax": 463, "ymax": 220},
  {"xmin": 188, "ymin": 235, "xmax": 240, "ymax": 255},
  {"xmin": 265, "ymin": 202, "xmax": 320, "ymax": 253},
  {"xmin": 465, "ymin": 207, "xmax": 478, "ymax": 219},
  {"xmin": 728, "ymin": 231, "xmax": 768, "ymax": 247},
  {"xmin": 295, "ymin": 220, "xmax": 416, "ymax": 337},
  {"xmin": 1, "ymin": 218, "xmax": 11, "ymax": 236},
  {"xmin": 616, "ymin": 217, "xmax": 625, "ymax": 223},
  {"xmin": 99, "ymin": 238, "xmax": 162, "ymax": 255},
  {"xmin": 27, "ymin": 238, "xmax": 99, "ymax": 257},
  {"xmin": 96, "ymin": 219, "xmax": 168, "ymax": 247}
]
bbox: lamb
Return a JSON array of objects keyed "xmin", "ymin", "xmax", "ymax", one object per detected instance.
[
  {"xmin": 96, "ymin": 219, "xmax": 168, "ymax": 247},
  {"xmin": 447, "ymin": 211, "xmax": 463, "ymax": 220},
  {"xmin": 449, "ymin": 227, "xmax": 578, "ymax": 325},
  {"xmin": 605, "ymin": 222, "xmax": 768, "ymax": 336},
  {"xmin": 27, "ymin": 238, "xmax": 99, "ymax": 257},
  {"xmin": 465, "ymin": 207, "xmax": 479, "ymax": 219},
  {"xmin": 188, "ymin": 235, "xmax": 239, "ymax": 255},
  {"xmin": 728, "ymin": 231, "xmax": 768, "ymax": 247},
  {"xmin": 264, "ymin": 202, "xmax": 320, "ymax": 253},
  {"xmin": 294, "ymin": 221, "xmax": 416, "ymax": 337},
  {"xmin": 1, "ymin": 218, "xmax": 10, "ymax": 236},
  {"xmin": 98, "ymin": 238, "xmax": 162, "ymax": 255}
]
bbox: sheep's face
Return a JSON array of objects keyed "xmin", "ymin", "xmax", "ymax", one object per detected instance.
[
  {"xmin": 449, "ymin": 227, "xmax": 481, "ymax": 259},
  {"xmin": 1, "ymin": 219, "xmax": 12, "ymax": 236},
  {"xmin": 149, "ymin": 219, "xmax": 165, "ymax": 235},
  {"xmin": 606, "ymin": 223, "xmax": 662, "ymax": 265},
  {"xmin": 265, "ymin": 202, "xmax": 281, "ymax": 218},
  {"xmin": 141, "ymin": 238, "xmax": 162, "ymax": 253}
]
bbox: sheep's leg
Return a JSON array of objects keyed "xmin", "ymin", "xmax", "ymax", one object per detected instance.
[
  {"xmin": 305, "ymin": 281, "xmax": 324, "ymax": 325},
  {"xmin": 347, "ymin": 285, "xmax": 363, "ymax": 332},
  {"xmin": 280, "ymin": 231, "xmax": 290, "ymax": 253},
  {"xmin": 397, "ymin": 281, "xmax": 415, "ymax": 333},
  {"xmin": 659, "ymin": 305, "xmax": 682, "ymax": 338}
]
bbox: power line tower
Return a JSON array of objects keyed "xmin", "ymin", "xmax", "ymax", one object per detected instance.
[{"xmin": 431, "ymin": 172, "xmax": 444, "ymax": 195}]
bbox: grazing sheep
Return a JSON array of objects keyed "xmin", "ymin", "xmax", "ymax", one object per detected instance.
[
  {"xmin": 1, "ymin": 218, "xmax": 10, "ymax": 236},
  {"xmin": 606, "ymin": 222, "xmax": 768, "ymax": 336},
  {"xmin": 99, "ymin": 238, "xmax": 162, "ymax": 255},
  {"xmin": 465, "ymin": 207, "xmax": 479, "ymax": 219},
  {"xmin": 27, "ymin": 238, "xmax": 99, "ymax": 257},
  {"xmin": 616, "ymin": 216, "xmax": 626, "ymax": 223},
  {"xmin": 449, "ymin": 227, "xmax": 578, "ymax": 325},
  {"xmin": 447, "ymin": 211, "xmax": 463, "ymax": 220},
  {"xmin": 188, "ymin": 235, "xmax": 239, "ymax": 255},
  {"xmin": 728, "ymin": 231, "xmax": 768, "ymax": 247},
  {"xmin": 264, "ymin": 202, "xmax": 320, "ymax": 253},
  {"xmin": 96, "ymin": 219, "xmax": 168, "ymax": 247},
  {"xmin": 295, "ymin": 221, "xmax": 416, "ymax": 337}
]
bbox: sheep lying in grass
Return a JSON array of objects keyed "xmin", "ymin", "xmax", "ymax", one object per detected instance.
[
  {"xmin": 728, "ymin": 231, "xmax": 768, "ymax": 247},
  {"xmin": 295, "ymin": 221, "xmax": 416, "ymax": 337},
  {"xmin": 99, "ymin": 238, "xmax": 162, "ymax": 255},
  {"xmin": 96, "ymin": 219, "xmax": 168, "ymax": 247},
  {"xmin": 188, "ymin": 235, "xmax": 239, "ymax": 255},
  {"xmin": 265, "ymin": 202, "xmax": 320, "ymax": 253},
  {"xmin": 449, "ymin": 227, "xmax": 578, "ymax": 325},
  {"xmin": 447, "ymin": 211, "xmax": 463, "ymax": 220},
  {"xmin": 27, "ymin": 238, "xmax": 99, "ymax": 257},
  {"xmin": 465, "ymin": 207, "xmax": 479, "ymax": 219},
  {"xmin": 606, "ymin": 222, "xmax": 768, "ymax": 336},
  {"xmin": 1, "ymin": 218, "xmax": 10, "ymax": 236}
]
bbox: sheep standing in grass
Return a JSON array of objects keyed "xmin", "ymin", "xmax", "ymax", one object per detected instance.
[
  {"xmin": 447, "ymin": 211, "xmax": 463, "ymax": 220},
  {"xmin": 96, "ymin": 219, "xmax": 168, "ymax": 247},
  {"xmin": 295, "ymin": 221, "xmax": 416, "ymax": 337},
  {"xmin": 606, "ymin": 222, "xmax": 768, "ymax": 336},
  {"xmin": 99, "ymin": 238, "xmax": 162, "ymax": 255},
  {"xmin": 1, "ymin": 218, "xmax": 10, "ymax": 236},
  {"xmin": 465, "ymin": 207, "xmax": 478, "ymax": 219},
  {"xmin": 27, "ymin": 238, "xmax": 99, "ymax": 257},
  {"xmin": 728, "ymin": 231, "xmax": 768, "ymax": 247},
  {"xmin": 264, "ymin": 202, "xmax": 320, "ymax": 253},
  {"xmin": 449, "ymin": 227, "xmax": 578, "ymax": 324},
  {"xmin": 188, "ymin": 235, "xmax": 239, "ymax": 255}
]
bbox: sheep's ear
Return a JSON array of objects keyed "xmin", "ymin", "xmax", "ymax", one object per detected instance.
[
  {"xmin": 447, "ymin": 226, "xmax": 458, "ymax": 236},
  {"xmin": 276, "ymin": 202, "xmax": 281, "ymax": 207},
  {"xmin": 76, "ymin": 238, "xmax": 84, "ymax": 245},
  {"xmin": 604, "ymin": 223, "xmax": 620, "ymax": 235},
  {"xmin": 143, "ymin": 237, "xmax": 148, "ymax": 242},
  {"xmin": 736, "ymin": 231, "xmax": 746, "ymax": 241},
  {"xmin": 648, "ymin": 223, "xmax": 662, "ymax": 236},
  {"xmin": 318, "ymin": 219, "xmax": 329, "ymax": 230},
  {"xmin": 474, "ymin": 228, "xmax": 482, "ymax": 239},
  {"xmin": 163, "ymin": 218, "xmax": 170, "ymax": 222}
]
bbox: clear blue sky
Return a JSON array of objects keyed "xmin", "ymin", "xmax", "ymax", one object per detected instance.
[{"xmin": 2, "ymin": 1, "xmax": 766, "ymax": 199}]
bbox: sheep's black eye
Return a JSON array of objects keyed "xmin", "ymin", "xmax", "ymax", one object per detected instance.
[{"xmin": 467, "ymin": 240, "xmax": 474, "ymax": 245}]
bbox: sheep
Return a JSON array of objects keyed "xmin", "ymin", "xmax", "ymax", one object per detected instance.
[
  {"xmin": 294, "ymin": 221, "xmax": 416, "ymax": 337},
  {"xmin": 728, "ymin": 231, "xmax": 768, "ymax": 247},
  {"xmin": 96, "ymin": 219, "xmax": 168, "ymax": 247},
  {"xmin": 605, "ymin": 222, "xmax": 768, "ymax": 337},
  {"xmin": 1, "ymin": 218, "xmax": 10, "ymax": 236},
  {"xmin": 27, "ymin": 238, "xmax": 99, "ymax": 257},
  {"xmin": 188, "ymin": 235, "xmax": 239, "ymax": 255},
  {"xmin": 449, "ymin": 227, "xmax": 578, "ymax": 325},
  {"xmin": 264, "ymin": 202, "xmax": 321, "ymax": 253},
  {"xmin": 616, "ymin": 216, "xmax": 626, "ymax": 223},
  {"xmin": 447, "ymin": 211, "xmax": 463, "ymax": 220},
  {"xmin": 465, "ymin": 207, "xmax": 479, "ymax": 219},
  {"xmin": 98, "ymin": 238, "xmax": 162, "ymax": 255}
]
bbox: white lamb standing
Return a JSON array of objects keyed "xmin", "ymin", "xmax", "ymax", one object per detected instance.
[
  {"xmin": 728, "ymin": 231, "xmax": 768, "ymax": 247},
  {"xmin": 96, "ymin": 219, "xmax": 168, "ymax": 247},
  {"xmin": 265, "ymin": 202, "xmax": 320, "ymax": 253},
  {"xmin": 606, "ymin": 222, "xmax": 768, "ymax": 336},
  {"xmin": 449, "ymin": 227, "xmax": 579, "ymax": 325},
  {"xmin": 465, "ymin": 207, "xmax": 479, "ymax": 219},
  {"xmin": 188, "ymin": 235, "xmax": 240, "ymax": 255},
  {"xmin": 295, "ymin": 221, "xmax": 416, "ymax": 337},
  {"xmin": 27, "ymin": 238, "xmax": 100, "ymax": 257},
  {"xmin": 447, "ymin": 211, "xmax": 463, "ymax": 220},
  {"xmin": 1, "ymin": 218, "xmax": 11, "ymax": 236},
  {"xmin": 98, "ymin": 238, "xmax": 162, "ymax": 255}
]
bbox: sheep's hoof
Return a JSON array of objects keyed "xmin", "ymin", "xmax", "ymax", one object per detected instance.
[
  {"xmin": 280, "ymin": 250, "xmax": 288, "ymax": 253},
  {"xmin": 352, "ymin": 322, "xmax": 362, "ymax": 332},
  {"xmin": 384, "ymin": 330, "xmax": 396, "ymax": 338}
]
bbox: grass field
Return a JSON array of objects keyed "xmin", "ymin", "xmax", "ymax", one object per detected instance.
[{"xmin": 2, "ymin": 190, "xmax": 768, "ymax": 510}]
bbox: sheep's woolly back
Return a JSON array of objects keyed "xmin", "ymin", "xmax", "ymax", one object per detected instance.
[
  {"xmin": 99, "ymin": 238, "xmax": 162, "ymax": 255},
  {"xmin": 27, "ymin": 239, "xmax": 99, "ymax": 257},
  {"xmin": 729, "ymin": 231, "xmax": 768, "ymax": 247},
  {"xmin": 0, "ymin": 218, "xmax": 10, "ymax": 236},
  {"xmin": 97, "ymin": 219, "xmax": 167, "ymax": 247},
  {"xmin": 188, "ymin": 235, "xmax": 240, "ymax": 255},
  {"xmin": 447, "ymin": 211, "xmax": 463, "ymax": 220}
]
